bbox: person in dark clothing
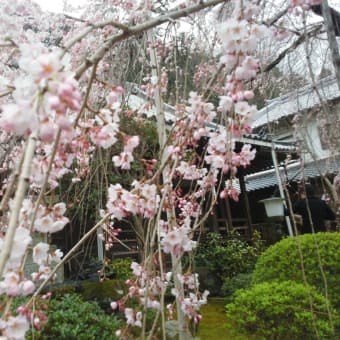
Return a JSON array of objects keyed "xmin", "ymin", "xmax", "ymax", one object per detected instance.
[{"xmin": 293, "ymin": 185, "xmax": 336, "ymax": 234}]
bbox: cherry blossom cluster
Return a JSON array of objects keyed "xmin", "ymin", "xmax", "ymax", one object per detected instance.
[
  {"xmin": 32, "ymin": 202, "xmax": 69, "ymax": 234},
  {"xmin": 205, "ymin": 127, "xmax": 255, "ymax": 175},
  {"xmin": 178, "ymin": 197, "xmax": 200, "ymax": 219},
  {"xmin": 193, "ymin": 63, "xmax": 219, "ymax": 92},
  {"xmin": 171, "ymin": 274, "xmax": 209, "ymax": 324},
  {"xmin": 0, "ymin": 314, "xmax": 30, "ymax": 340},
  {"xmin": 0, "ymin": 199, "xmax": 65, "ymax": 337},
  {"xmin": 173, "ymin": 290, "xmax": 209, "ymax": 324},
  {"xmin": 0, "ymin": 199, "xmax": 66, "ymax": 267},
  {"xmin": 106, "ymin": 181, "xmax": 160, "ymax": 220},
  {"xmin": 112, "ymin": 135, "xmax": 139, "ymax": 170},
  {"xmin": 0, "ymin": 225, "xmax": 31, "ymax": 273},
  {"xmin": 187, "ymin": 92, "xmax": 216, "ymax": 141},
  {"xmin": 163, "ymin": 2, "xmax": 261, "ymax": 203},
  {"xmin": 30, "ymin": 141, "xmax": 76, "ymax": 189},
  {"xmin": 89, "ymin": 108, "xmax": 120, "ymax": 149},
  {"xmin": 160, "ymin": 218, "xmax": 197, "ymax": 258},
  {"xmin": 0, "ymin": 43, "xmax": 81, "ymax": 141},
  {"xmin": 30, "ymin": 87, "xmax": 125, "ymax": 189},
  {"xmin": 141, "ymin": 70, "xmax": 168, "ymax": 99},
  {"xmin": 112, "ymin": 260, "xmax": 209, "ymax": 337},
  {"xmin": 216, "ymin": 4, "xmax": 268, "ymax": 136},
  {"xmin": 89, "ymin": 87, "xmax": 124, "ymax": 149},
  {"xmin": 32, "ymin": 243, "xmax": 63, "ymax": 282},
  {"xmin": 0, "ymin": 293, "xmax": 51, "ymax": 339},
  {"xmin": 110, "ymin": 262, "xmax": 170, "ymax": 335},
  {"xmin": 176, "ymin": 161, "xmax": 208, "ymax": 181},
  {"xmin": 97, "ymin": 210, "xmax": 122, "ymax": 251}
]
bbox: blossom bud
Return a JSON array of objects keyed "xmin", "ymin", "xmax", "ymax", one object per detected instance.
[
  {"xmin": 244, "ymin": 90, "xmax": 254, "ymax": 100},
  {"xmin": 34, "ymin": 318, "xmax": 40, "ymax": 329},
  {"xmin": 20, "ymin": 280, "xmax": 35, "ymax": 296},
  {"xmin": 110, "ymin": 301, "xmax": 118, "ymax": 310},
  {"xmin": 220, "ymin": 189, "xmax": 227, "ymax": 199},
  {"xmin": 16, "ymin": 306, "xmax": 26, "ymax": 314}
]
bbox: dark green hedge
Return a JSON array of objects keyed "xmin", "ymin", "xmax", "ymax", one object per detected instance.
[{"xmin": 252, "ymin": 232, "xmax": 340, "ymax": 310}]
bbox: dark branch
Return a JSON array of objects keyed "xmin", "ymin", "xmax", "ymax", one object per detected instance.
[
  {"xmin": 310, "ymin": 4, "xmax": 340, "ymax": 36},
  {"xmin": 262, "ymin": 24, "xmax": 323, "ymax": 73}
]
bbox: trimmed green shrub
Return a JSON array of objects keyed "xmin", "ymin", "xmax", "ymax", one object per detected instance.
[
  {"xmin": 34, "ymin": 294, "xmax": 121, "ymax": 339},
  {"xmin": 226, "ymin": 280, "xmax": 335, "ymax": 339},
  {"xmin": 252, "ymin": 232, "xmax": 340, "ymax": 310},
  {"xmin": 221, "ymin": 272, "xmax": 252, "ymax": 300},
  {"xmin": 194, "ymin": 231, "xmax": 264, "ymax": 281}
]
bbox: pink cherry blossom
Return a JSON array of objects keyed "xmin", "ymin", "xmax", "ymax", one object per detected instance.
[
  {"xmin": 112, "ymin": 151, "xmax": 134, "ymax": 170},
  {"xmin": 33, "ymin": 242, "xmax": 49, "ymax": 265},
  {"xmin": 0, "ymin": 104, "xmax": 38, "ymax": 135},
  {"xmin": 131, "ymin": 262, "xmax": 142, "ymax": 276},
  {"xmin": 19, "ymin": 280, "xmax": 35, "ymax": 296},
  {"xmin": 3, "ymin": 315, "xmax": 29, "ymax": 340},
  {"xmin": 161, "ymin": 227, "xmax": 197, "ymax": 257}
]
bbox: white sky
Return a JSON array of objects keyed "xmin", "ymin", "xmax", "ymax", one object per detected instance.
[
  {"xmin": 33, "ymin": 0, "xmax": 86, "ymax": 13},
  {"xmin": 33, "ymin": 0, "xmax": 340, "ymax": 13}
]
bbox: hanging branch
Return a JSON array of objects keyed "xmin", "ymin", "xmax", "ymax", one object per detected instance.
[
  {"xmin": 27, "ymin": 213, "xmax": 111, "ymax": 302},
  {"xmin": 262, "ymin": 24, "xmax": 322, "ymax": 73},
  {"xmin": 74, "ymin": 0, "xmax": 228, "ymax": 80},
  {"xmin": 0, "ymin": 133, "xmax": 38, "ymax": 277}
]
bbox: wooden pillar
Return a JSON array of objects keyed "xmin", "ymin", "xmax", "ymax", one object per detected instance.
[
  {"xmin": 271, "ymin": 148, "xmax": 293, "ymax": 236},
  {"xmin": 239, "ymin": 170, "xmax": 253, "ymax": 237}
]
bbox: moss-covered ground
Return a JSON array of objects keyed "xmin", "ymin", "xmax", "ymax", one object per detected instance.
[{"xmin": 197, "ymin": 298, "xmax": 248, "ymax": 340}]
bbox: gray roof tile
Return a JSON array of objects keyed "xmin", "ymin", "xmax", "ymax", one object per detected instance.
[
  {"xmin": 252, "ymin": 76, "xmax": 340, "ymax": 128},
  {"xmin": 241, "ymin": 157, "xmax": 340, "ymax": 192}
]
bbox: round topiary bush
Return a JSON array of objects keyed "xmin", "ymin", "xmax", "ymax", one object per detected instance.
[
  {"xmin": 252, "ymin": 232, "xmax": 340, "ymax": 310},
  {"xmin": 226, "ymin": 280, "xmax": 335, "ymax": 339}
]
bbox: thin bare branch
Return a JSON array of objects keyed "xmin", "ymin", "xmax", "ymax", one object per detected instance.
[
  {"xmin": 74, "ymin": 0, "xmax": 228, "ymax": 80},
  {"xmin": 262, "ymin": 24, "xmax": 322, "ymax": 73}
]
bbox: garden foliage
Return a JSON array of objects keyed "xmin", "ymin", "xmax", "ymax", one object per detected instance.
[
  {"xmin": 31, "ymin": 294, "xmax": 121, "ymax": 339},
  {"xmin": 104, "ymin": 258, "xmax": 133, "ymax": 280},
  {"xmin": 226, "ymin": 280, "xmax": 335, "ymax": 339},
  {"xmin": 252, "ymin": 232, "xmax": 340, "ymax": 310},
  {"xmin": 194, "ymin": 231, "xmax": 264, "ymax": 296},
  {"xmin": 220, "ymin": 272, "xmax": 252, "ymax": 300},
  {"xmin": 0, "ymin": 0, "xmax": 338, "ymax": 338}
]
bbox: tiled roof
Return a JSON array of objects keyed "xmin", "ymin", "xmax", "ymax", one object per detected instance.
[
  {"xmin": 126, "ymin": 84, "xmax": 296, "ymax": 151},
  {"xmin": 252, "ymin": 76, "xmax": 340, "ymax": 128},
  {"xmin": 233, "ymin": 156, "xmax": 340, "ymax": 192}
]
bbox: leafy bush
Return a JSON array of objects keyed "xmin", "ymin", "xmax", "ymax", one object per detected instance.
[
  {"xmin": 221, "ymin": 272, "xmax": 252, "ymax": 300},
  {"xmin": 195, "ymin": 231, "xmax": 264, "ymax": 281},
  {"xmin": 253, "ymin": 232, "xmax": 340, "ymax": 310},
  {"xmin": 226, "ymin": 280, "xmax": 336, "ymax": 339},
  {"xmin": 105, "ymin": 258, "xmax": 133, "ymax": 280},
  {"xmin": 33, "ymin": 294, "xmax": 121, "ymax": 339}
]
